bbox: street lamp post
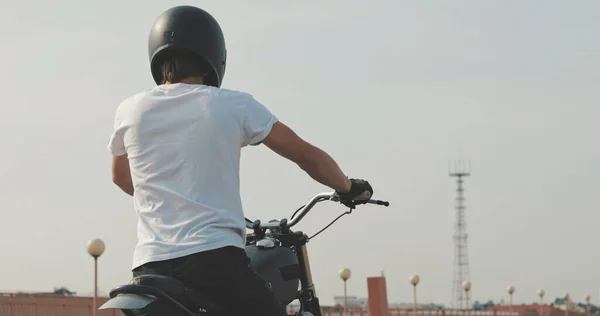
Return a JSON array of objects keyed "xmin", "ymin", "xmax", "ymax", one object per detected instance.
[
  {"xmin": 462, "ymin": 281, "xmax": 472, "ymax": 316},
  {"xmin": 585, "ymin": 295, "xmax": 591, "ymax": 316},
  {"xmin": 537, "ymin": 289, "xmax": 546, "ymax": 316},
  {"xmin": 409, "ymin": 275, "xmax": 420, "ymax": 316},
  {"xmin": 87, "ymin": 238, "xmax": 105, "ymax": 316},
  {"xmin": 339, "ymin": 268, "xmax": 351, "ymax": 316},
  {"xmin": 507, "ymin": 286, "xmax": 515, "ymax": 315},
  {"xmin": 564, "ymin": 293, "xmax": 570, "ymax": 316}
]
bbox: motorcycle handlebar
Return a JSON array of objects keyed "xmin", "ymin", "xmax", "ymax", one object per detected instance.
[{"xmin": 245, "ymin": 191, "xmax": 389, "ymax": 230}]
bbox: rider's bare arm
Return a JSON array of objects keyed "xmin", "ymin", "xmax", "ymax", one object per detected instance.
[
  {"xmin": 262, "ymin": 121, "xmax": 351, "ymax": 193},
  {"xmin": 112, "ymin": 154, "xmax": 134, "ymax": 196}
]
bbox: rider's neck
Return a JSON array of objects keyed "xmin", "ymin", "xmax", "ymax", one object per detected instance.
[{"xmin": 164, "ymin": 76, "xmax": 205, "ymax": 85}]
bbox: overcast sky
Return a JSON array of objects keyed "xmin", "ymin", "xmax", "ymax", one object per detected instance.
[{"xmin": 0, "ymin": 0, "xmax": 598, "ymax": 307}]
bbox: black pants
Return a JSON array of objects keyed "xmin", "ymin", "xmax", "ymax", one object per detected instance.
[{"xmin": 132, "ymin": 246, "xmax": 287, "ymax": 316}]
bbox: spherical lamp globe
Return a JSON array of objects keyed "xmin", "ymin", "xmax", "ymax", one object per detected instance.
[
  {"xmin": 409, "ymin": 274, "xmax": 420, "ymax": 286},
  {"xmin": 339, "ymin": 268, "xmax": 351, "ymax": 281},
  {"xmin": 462, "ymin": 280, "xmax": 472, "ymax": 292},
  {"xmin": 538, "ymin": 289, "xmax": 545, "ymax": 298},
  {"xmin": 87, "ymin": 238, "xmax": 105, "ymax": 258},
  {"xmin": 507, "ymin": 285, "xmax": 515, "ymax": 295}
]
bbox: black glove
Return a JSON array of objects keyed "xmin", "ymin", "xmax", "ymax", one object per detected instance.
[{"xmin": 336, "ymin": 178, "xmax": 373, "ymax": 209}]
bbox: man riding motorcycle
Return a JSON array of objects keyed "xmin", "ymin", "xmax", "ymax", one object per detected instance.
[{"xmin": 107, "ymin": 5, "xmax": 374, "ymax": 315}]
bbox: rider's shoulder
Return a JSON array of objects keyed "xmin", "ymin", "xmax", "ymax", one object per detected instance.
[
  {"xmin": 212, "ymin": 87, "xmax": 256, "ymax": 103},
  {"xmin": 115, "ymin": 85, "xmax": 178, "ymax": 113},
  {"xmin": 112, "ymin": 90, "xmax": 148, "ymax": 118},
  {"xmin": 118, "ymin": 88, "xmax": 155, "ymax": 108}
]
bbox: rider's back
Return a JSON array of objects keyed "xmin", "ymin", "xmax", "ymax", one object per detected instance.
[{"xmin": 109, "ymin": 83, "xmax": 277, "ymax": 269}]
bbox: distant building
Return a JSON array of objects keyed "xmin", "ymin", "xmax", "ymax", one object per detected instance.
[
  {"xmin": 11, "ymin": 287, "xmax": 76, "ymax": 296},
  {"xmin": 331, "ymin": 296, "xmax": 443, "ymax": 310},
  {"xmin": 486, "ymin": 304, "xmax": 560, "ymax": 314},
  {"xmin": 486, "ymin": 299, "xmax": 599, "ymax": 315},
  {"xmin": 333, "ymin": 295, "xmax": 368, "ymax": 308}
]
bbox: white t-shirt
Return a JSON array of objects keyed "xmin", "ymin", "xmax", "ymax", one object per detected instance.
[{"xmin": 107, "ymin": 83, "xmax": 278, "ymax": 269}]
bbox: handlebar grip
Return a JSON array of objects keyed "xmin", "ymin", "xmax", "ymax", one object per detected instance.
[{"xmin": 367, "ymin": 199, "xmax": 389, "ymax": 206}]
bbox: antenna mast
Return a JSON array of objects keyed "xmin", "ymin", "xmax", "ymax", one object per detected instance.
[{"xmin": 449, "ymin": 160, "xmax": 471, "ymax": 309}]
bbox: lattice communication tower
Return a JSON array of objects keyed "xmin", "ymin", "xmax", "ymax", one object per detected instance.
[{"xmin": 449, "ymin": 161, "xmax": 471, "ymax": 309}]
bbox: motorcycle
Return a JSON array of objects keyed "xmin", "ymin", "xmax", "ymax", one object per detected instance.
[{"xmin": 99, "ymin": 191, "xmax": 389, "ymax": 316}]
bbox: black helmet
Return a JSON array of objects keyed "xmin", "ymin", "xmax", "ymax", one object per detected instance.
[{"xmin": 148, "ymin": 6, "xmax": 227, "ymax": 87}]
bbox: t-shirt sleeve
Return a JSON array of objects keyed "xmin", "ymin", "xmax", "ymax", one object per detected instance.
[
  {"xmin": 107, "ymin": 107, "xmax": 127, "ymax": 156},
  {"xmin": 243, "ymin": 94, "xmax": 278, "ymax": 146}
]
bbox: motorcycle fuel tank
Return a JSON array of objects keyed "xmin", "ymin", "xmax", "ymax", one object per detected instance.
[{"xmin": 245, "ymin": 240, "xmax": 300, "ymax": 305}]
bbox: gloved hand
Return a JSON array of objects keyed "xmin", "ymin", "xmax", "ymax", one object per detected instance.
[{"xmin": 336, "ymin": 178, "xmax": 373, "ymax": 209}]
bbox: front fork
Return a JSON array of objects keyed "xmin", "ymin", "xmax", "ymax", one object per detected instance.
[
  {"xmin": 300, "ymin": 295, "xmax": 322, "ymax": 316},
  {"xmin": 292, "ymin": 286, "xmax": 322, "ymax": 316},
  {"xmin": 294, "ymin": 244, "xmax": 322, "ymax": 316}
]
